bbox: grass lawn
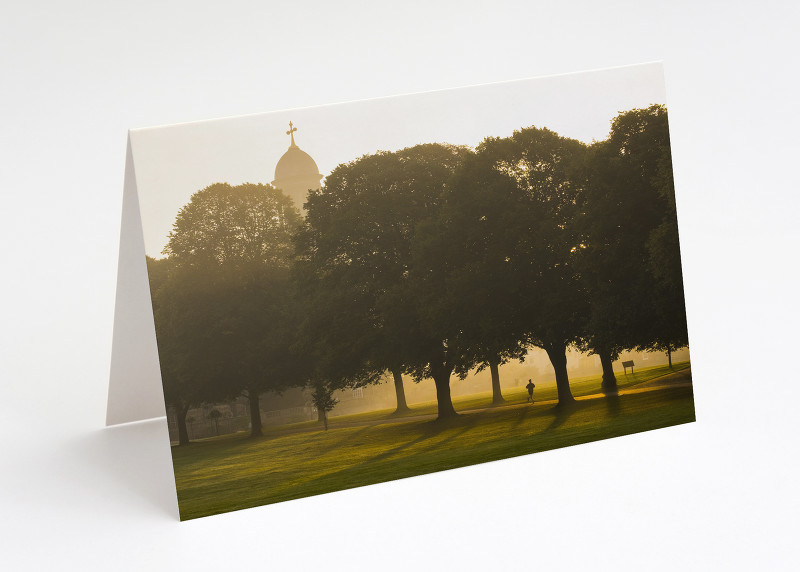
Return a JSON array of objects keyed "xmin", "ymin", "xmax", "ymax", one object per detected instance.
[
  {"xmin": 275, "ymin": 361, "xmax": 690, "ymax": 430},
  {"xmin": 172, "ymin": 374, "xmax": 695, "ymax": 520}
]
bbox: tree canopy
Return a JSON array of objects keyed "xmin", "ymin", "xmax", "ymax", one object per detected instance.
[
  {"xmin": 150, "ymin": 106, "xmax": 690, "ymax": 440},
  {"xmin": 456, "ymin": 127, "xmax": 589, "ymax": 405},
  {"xmin": 295, "ymin": 143, "xmax": 473, "ymax": 419},
  {"xmin": 153, "ymin": 182, "xmax": 304, "ymax": 441},
  {"xmin": 578, "ymin": 105, "xmax": 687, "ymax": 382},
  {"xmin": 164, "ymin": 182, "xmax": 299, "ymax": 266}
]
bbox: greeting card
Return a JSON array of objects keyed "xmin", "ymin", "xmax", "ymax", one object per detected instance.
[{"xmin": 108, "ymin": 63, "xmax": 694, "ymax": 520}]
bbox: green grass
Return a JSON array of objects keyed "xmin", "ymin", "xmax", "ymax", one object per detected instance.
[
  {"xmin": 274, "ymin": 361, "xmax": 690, "ymax": 430},
  {"xmin": 172, "ymin": 375, "xmax": 695, "ymax": 520}
]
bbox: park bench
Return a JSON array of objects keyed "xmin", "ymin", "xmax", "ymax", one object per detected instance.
[{"xmin": 622, "ymin": 360, "xmax": 634, "ymax": 374}]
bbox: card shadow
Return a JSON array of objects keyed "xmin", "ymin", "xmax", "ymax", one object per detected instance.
[{"xmin": 63, "ymin": 418, "xmax": 178, "ymax": 520}]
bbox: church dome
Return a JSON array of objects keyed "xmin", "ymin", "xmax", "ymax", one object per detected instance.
[
  {"xmin": 271, "ymin": 122, "xmax": 323, "ymax": 211},
  {"xmin": 274, "ymin": 145, "xmax": 321, "ymax": 181}
]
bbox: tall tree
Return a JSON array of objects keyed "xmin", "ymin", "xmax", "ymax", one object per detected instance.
[
  {"xmin": 148, "ymin": 256, "xmax": 234, "ymax": 445},
  {"xmin": 148, "ymin": 256, "xmax": 196, "ymax": 446},
  {"xmin": 158, "ymin": 182, "xmax": 303, "ymax": 438},
  {"xmin": 465, "ymin": 128, "xmax": 589, "ymax": 405},
  {"xmin": 412, "ymin": 152, "xmax": 529, "ymax": 405},
  {"xmin": 644, "ymin": 124, "xmax": 689, "ymax": 364},
  {"xmin": 579, "ymin": 105, "xmax": 687, "ymax": 384},
  {"xmin": 295, "ymin": 144, "xmax": 472, "ymax": 419}
]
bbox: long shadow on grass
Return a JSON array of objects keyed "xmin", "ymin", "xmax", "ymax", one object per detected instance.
[
  {"xmin": 604, "ymin": 392, "xmax": 622, "ymax": 418},
  {"xmin": 512, "ymin": 403, "xmax": 543, "ymax": 430},
  {"xmin": 255, "ymin": 423, "xmax": 437, "ymax": 503},
  {"xmin": 272, "ymin": 413, "xmax": 486, "ymax": 500},
  {"xmin": 355, "ymin": 432, "xmax": 432, "ymax": 466},
  {"xmin": 273, "ymin": 406, "xmax": 559, "ymax": 504},
  {"xmin": 415, "ymin": 411, "xmax": 488, "ymax": 454},
  {"xmin": 361, "ymin": 413, "xmax": 485, "ymax": 464},
  {"xmin": 316, "ymin": 425, "xmax": 376, "ymax": 453},
  {"xmin": 544, "ymin": 401, "xmax": 592, "ymax": 432},
  {"xmin": 256, "ymin": 390, "xmax": 695, "ymax": 508}
]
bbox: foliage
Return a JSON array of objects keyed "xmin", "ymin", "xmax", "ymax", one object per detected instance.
[
  {"xmin": 415, "ymin": 148, "xmax": 527, "ymax": 380},
  {"xmin": 310, "ymin": 381, "xmax": 339, "ymax": 431},
  {"xmin": 295, "ymin": 143, "xmax": 472, "ymax": 418},
  {"xmin": 164, "ymin": 182, "xmax": 299, "ymax": 266},
  {"xmin": 208, "ymin": 408, "xmax": 222, "ymax": 435},
  {"xmin": 644, "ymin": 131, "xmax": 689, "ymax": 355},
  {"xmin": 448, "ymin": 127, "xmax": 590, "ymax": 404},
  {"xmin": 152, "ymin": 107, "xmax": 690, "ymax": 443},
  {"xmin": 310, "ymin": 384, "xmax": 338, "ymax": 414},
  {"xmin": 147, "ymin": 255, "xmax": 221, "ymax": 445},
  {"xmin": 152, "ymin": 182, "xmax": 304, "ymax": 439},
  {"xmin": 578, "ymin": 105, "xmax": 687, "ymax": 371}
]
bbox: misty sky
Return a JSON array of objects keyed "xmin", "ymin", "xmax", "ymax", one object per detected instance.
[{"xmin": 130, "ymin": 62, "xmax": 667, "ymax": 258}]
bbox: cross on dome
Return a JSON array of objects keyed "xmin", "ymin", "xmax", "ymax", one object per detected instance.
[{"xmin": 286, "ymin": 121, "xmax": 298, "ymax": 148}]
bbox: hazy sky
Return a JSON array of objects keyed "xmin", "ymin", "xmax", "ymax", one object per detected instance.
[{"xmin": 130, "ymin": 62, "xmax": 667, "ymax": 257}]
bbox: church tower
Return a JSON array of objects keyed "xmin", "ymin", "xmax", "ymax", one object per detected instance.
[{"xmin": 271, "ymin": 121, "xmax": 323, "ymax": 211}]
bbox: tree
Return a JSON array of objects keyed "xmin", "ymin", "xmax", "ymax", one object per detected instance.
[
  {"xmin": 460, "ymin": 128, "xmax": 589, "ymax": 405},
  {"xmin": 208, "ymin": 408, "xmax": 222, "ymax": 436},
  {"xmin": 165, "ymin": 183, "xmax": 298, "ymax": 267},
  {"xmin": 291, "ymin": 244, "xmax": 387, "ymax": 410},
  {"xmin": 579, "ymin": 105, "xmax": 687, "ymax": 384},
  {"xmin": 158, "ymin": 182, "xmax": 303, "ymax": 438},
  {"xmin": 295, "ymin": 144, "xmax": 472, "ymax": 419},
  {"xmin": 310, "ymin": 381, "xmax": 339, "ymax": 431},
  {"xmin": 151, "ymin": 257, "xmax": 257, "ymax": 443},
  {"xmin": 185, "ymin": 416, "xmax": 195, "ymax": 440},
  {"xmin": 644, "ymin": 124, "xmax": 689, "ymax": 364},
  {"xmin": 389, "ymin": 369, "xmax": 411, "ymax": 415},
  {"xmin": 411, "ymin": 152, "xmax": 529, "ymax": 405},
  {"xmin": 147, "ymin": 256, "xmax": 215, "ymax": 446}
]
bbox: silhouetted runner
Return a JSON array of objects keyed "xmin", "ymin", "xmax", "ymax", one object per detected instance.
[{"xmin": 526, "ymin": 379, "xmax": 535, "ymax": 403}]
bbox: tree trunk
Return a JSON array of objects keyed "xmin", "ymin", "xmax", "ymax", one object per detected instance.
[
  {"xmin": 248, "ymin": 387, "xmax": 262, "ymax": 437},
  {"xmin": 317, "ymin": 408, "xmax": 325, "ymax": 423},
  {"xmin": 432, "ymin": 364, "xmax": 458, "ymax": 420},
  {"xmin": 544, "ymin": 344, "xmax": 575, "ymax": 405},
  {"xmin": 599, "ymin": 350, "xmax": 617, "ymax": 391},
  {"xmin": 176, "ymin": 404, "xmax": 190, "ymax": 446},
  {"xmin": 322, "ymin": 410, "xmax": 328, "ymax": 431},
  {"xmin": 391, "ymin": 368, "xmax": 411, "ymax": 414},
  {"xmin": 489, "ymin": 360, "xmax": 505, "ymax": 405},
  {"xmin": 667, "ymin": 346, "xmax": 673, "ymax": 368}
]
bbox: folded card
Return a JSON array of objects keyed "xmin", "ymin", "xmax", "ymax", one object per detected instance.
[{"xmin": 109, "ymin": 62, "xmax": 695, "ymax": 520}]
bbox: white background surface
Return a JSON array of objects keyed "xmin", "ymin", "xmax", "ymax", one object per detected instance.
[{"xmin": 2, "ymin": 1, "xmax": 798, "ymax": 570}]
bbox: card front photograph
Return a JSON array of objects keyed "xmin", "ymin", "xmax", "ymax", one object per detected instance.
[{"xmin": 130, "ymin": 63, "xmax": 694, "ymax": 520}]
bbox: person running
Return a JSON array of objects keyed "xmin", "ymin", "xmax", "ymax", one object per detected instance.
[{"xmin": 526, "ymin": 379, "xmax": 535, "ymax": 403}]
